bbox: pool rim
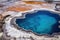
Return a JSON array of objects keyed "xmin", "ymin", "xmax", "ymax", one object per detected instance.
[{"xmin": 10, "ymin": 8, "xmax": 60, "ymax": 37}]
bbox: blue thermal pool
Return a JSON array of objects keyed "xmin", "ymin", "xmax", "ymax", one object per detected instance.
[{"xmin": 16, "ymin": 10, "xmax": 60, "ymax": 35}]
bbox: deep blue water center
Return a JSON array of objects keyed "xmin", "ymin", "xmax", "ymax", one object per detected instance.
[{"xmin": 16, "ymin": 10, "xmax": 60, "ymax": 35}]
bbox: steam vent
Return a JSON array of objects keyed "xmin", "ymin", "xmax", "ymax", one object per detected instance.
[{"xmin": 16, "ymin": 10, "xmax": 60, "ymax": 35}]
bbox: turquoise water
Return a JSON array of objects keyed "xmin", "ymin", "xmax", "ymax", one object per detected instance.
[{"xmin": 16, "ymin": 10, "xmax": 60, "ymax": 35}]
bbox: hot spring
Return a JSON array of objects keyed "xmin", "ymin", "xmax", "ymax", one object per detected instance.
[{"xmin": 15, "ymin": 10, "xmax": 60, "ymax": 35}]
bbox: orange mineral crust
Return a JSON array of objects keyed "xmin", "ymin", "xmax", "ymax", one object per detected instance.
[
  {"xmin": 24, "ymin": 1, "xmax": 47, "ymax": 5},
  {"xmin": 24, "ymin": 1, "xmax": 55, "ymax": 9},
  {"xmin": 6, "ymin": 1, "xmax": 48, "ymax": 12},
  {"xmin": 7, "ymin": 5, "xmax": 32, "ymax": 12},
  {"xmin": 6, "ymin": 1, "xmax": 55, "ymax": 12}
]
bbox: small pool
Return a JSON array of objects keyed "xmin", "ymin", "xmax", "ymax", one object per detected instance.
[{"xmin": 16, "ymin": 10, "xmax": 60, "ymax": 35}]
